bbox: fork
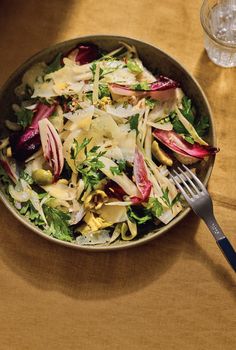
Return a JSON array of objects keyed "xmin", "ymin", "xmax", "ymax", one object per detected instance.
[{"xmin": 170, "ymin": 164, "xmax": 236, "ymax": 272}]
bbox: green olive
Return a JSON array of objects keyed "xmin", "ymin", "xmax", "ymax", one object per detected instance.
[{"xmin": 32, "ymin": 169, "xmax": 53, "ymax": 186}]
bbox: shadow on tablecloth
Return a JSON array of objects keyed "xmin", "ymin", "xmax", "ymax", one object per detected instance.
[
  {"xmin": 0, "ymin": 0, "xmax": 77, "ymax": 83},
  {"xmin": 0, "ymin": 201, "xmax": 235, "ymax": 300}
]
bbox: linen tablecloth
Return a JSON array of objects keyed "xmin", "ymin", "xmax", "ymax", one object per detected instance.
[{"xmin": 0, "ymin": 1, "xmax": 235, "ymax": 349}]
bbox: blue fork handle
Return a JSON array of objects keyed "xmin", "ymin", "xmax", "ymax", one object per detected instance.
[{"xmin": 217, "ymin": 237, "xmax": 236, "ymax": 273}]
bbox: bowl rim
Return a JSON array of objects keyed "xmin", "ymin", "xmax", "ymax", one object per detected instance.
[{"xmin": 0, "ymin": 34, "xmax": 216, "ymax": 251}]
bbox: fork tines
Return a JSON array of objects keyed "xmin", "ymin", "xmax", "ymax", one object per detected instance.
[{"xmin": 170, "ymin": 164, "xmax": 207, "ymax": 201}]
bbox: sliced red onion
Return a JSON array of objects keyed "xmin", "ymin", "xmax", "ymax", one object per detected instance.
[
  {"xmin": 39, "ymin": 119, "xmax": 64, "ymax": 180},
  {"xmin": 153, "ymin": 129, "xmax": 219, "ymax": 159}
]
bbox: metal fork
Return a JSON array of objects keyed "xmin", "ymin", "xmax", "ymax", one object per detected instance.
[{"xmin": 170, "ymin": 164, "xmax": 236, "ymax": 272}]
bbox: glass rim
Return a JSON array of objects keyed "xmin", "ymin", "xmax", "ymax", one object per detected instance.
[{"xmin": 200, "ymin": 0, "xmax": 236, "ymax": 49}]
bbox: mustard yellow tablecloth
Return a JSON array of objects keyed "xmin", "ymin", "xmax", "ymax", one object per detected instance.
[{"xmin": 0, "ymin": 1, "xmax": 235, "ymax": 349}]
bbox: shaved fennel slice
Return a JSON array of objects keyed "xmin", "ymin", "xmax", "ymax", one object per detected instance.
[
  {"xmin": 76, "ymin": 179, "xmax": 85, "ymax": 200},
  {"xmin": 147, "ymin": 121, "xmax": 173, "ymax": 130},
  {"xmin": 49, "ymin": 105, "xmax": 64, "ymax": 133},
  {"xmin": 175, "ymin": 108, "xmax": 208, "ymax": 146},
  {"xmin": 42, "ymin": 182, "xmax": 77, "ymax": 201},
  {"xmin": 64, "ymin": 106, "xmax": 94, "ymax": 131},
  {"xmin": 139, "ymin": 66, "xmax": 156, "ymax": 83},
  {"xmin": 146, "ymin": 157, "xmax": 178, "ymax": 200},
  {"xmin": 144, "ymin": 126, "xmax": 152, "ymax": 159},
  {"xmin": 32, "ymin": 80, "xmax": 56, "ymax": 98},
  {"xmin": 105, "ymin": 103, "xmax": 144, "ymax": 118},
  {"xmin": 105, "ymin": 146, "xmax": 124, "ymax": 161},
  {"xmin": 10, "ymin": 179, "xmax": 47, "ymax": 224},
  {"xmin": 33, "ymin": 58, "xmax": 91, "ymax": 97},
  {"xmin": 98, "ymin": 204, "xmax": 127, "ymax": 224},
  {"xmin": 99, "ymin": 156, "xmax": 140, "ymax": 197},
  {"xmin": 145, "ymin": 171, "xmax": 179, "ymax": 225},
  {"xmin": 91, "ymin": 113, "xmax": 121, "ymax": 140},
  {"xmin": 148, "ymin": 104, "xmax": 165, "ymax": 122},
  {"xmin": 141, "ymin": 107, "xmax": 150, "ymax": 146},
  {"xmin": 92, "ymin": 62, "xmax": 100, "ymax": 105},
  {"xmin": 103, "ymin": 67, "xmax": 137, "ymax": 84},
  {"xmin": 63, "ymin": 129, "xmax": 82, "ymax": 172},
  {"xmin": 118, "ymin": 130, "xmax": 136, "ymax": 163},
  {"xmin": 145, "ymin": 157, "xmax": 182, "ymax": 217},
  {"xmin": 105, "ymin": 201, "xmax": 132, "ymax": 206},
  {"xmin": 24, "ymin": 155, "xmax": 45, "ymax": 175},
  {"xmin": 9, "ymin": 183, "xmax": 31, "ymax": 202},
  {"xmin": 70, "ymin": 205, "xmax": 85, "ymax": 225}
]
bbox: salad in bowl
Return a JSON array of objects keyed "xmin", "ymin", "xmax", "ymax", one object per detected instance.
[{"xmin": 0, "ymin": 38, "xmax": 218, "ymax": 248}]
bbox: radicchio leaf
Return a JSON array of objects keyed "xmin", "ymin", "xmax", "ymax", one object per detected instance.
[
  {"xmin": 153, "ymin": 129, "xmax": 219, "ymax": 159},
  {"xmin": 10, "ymin": 103, "xmax": 56, "ymax": 161}
]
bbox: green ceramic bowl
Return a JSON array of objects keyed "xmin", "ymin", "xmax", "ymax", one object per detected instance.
[{"xmin": 0, "ymin": 35, "xmax": 216, "ymax": 251}]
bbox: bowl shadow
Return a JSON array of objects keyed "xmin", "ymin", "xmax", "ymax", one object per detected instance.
[{"xmin": 194, "ymin": 50, "xmax": 223, "ymax": 93}]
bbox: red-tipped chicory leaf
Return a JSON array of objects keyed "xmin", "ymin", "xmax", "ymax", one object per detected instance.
[
  {"xmin": 0, "ymin": 151, "xmax": 18, "ymax": 183},
  {"xmin": 66, "ymin": 44, "xmax": 100, "ymax": 65},
  {"xmin": 131, "ymin": 148, "xmax": 152, "ymax": 204},
  {"xmin": 10, "ymin": 103, "xmax": 56, "ymax": 161},
  {"xmin": 153, "ymin": 129, "xmax": 219, "ymax": 159},
  {"xmin": 109, "ymin": 75, "xmax": 179, "ymax": 101},
  {"xmin": 39, "ymin": 119, "xmax": 64, "ymax": 180},
  {"xmin": 104, "ymin": 180, "xmax": 127, "ymax": 201}
]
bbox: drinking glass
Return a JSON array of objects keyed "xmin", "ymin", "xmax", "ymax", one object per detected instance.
[{"xmin": 200, "ymin": 0, "xmax": 236, "ymax": 67}]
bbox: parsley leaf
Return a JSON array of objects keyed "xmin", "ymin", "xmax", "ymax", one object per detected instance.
[
  {"xmin": 161, "ymin": 188, "xmax": 181, "ymax": 209},
  {"xmin": 0, "ymin": 165, "xmax": 11, "ymax": 185},
  {"xmin": 98, "ymin": 84, "xmax": 111, "ymax": 98},
  {"xmin": 132, "ymin": 81, "xmax": 150, "ymax": 91},
  {"xmin": 19, "ymin": 170, "xmax": 34, "ymax": 185},
  {"xmin": 90, "ymin": 62, "xmax": 118, "ymax": 79},
  {"xmin": 110, "ymin": 160, "xmax": 126, "ymax": 176},
  {"xmin": 145, "ymin": 98, "xmax": 156, "ymax": 109},
  {"xmin": 161, "ymin": 188, "xmax": 172, "ymax": 208},
  {"xmin": 180, "ymin": 96, "xmax": 195, "ymax": 124},
  {"xmin": 45, "ymin": 53, "xmax": 62, "ymax": 74},
  {"xmin": 76, "ymin": 141, "xmax": 106, "ymax": 189},
  {"xmin": 128, "ymin": 206, "xmax": 152, "ymax": 224},
  {"xmin": 129, "ymin": 114, "xmax": 139, "ymax": 133},
  {"xmin": 170, "ymin": 96, "xmax": 209, "ymax": 139},
  {"xmin": 184, "ymin": 135, "xmax": 195, "ymax": 144},
  {"xmin": 194, "ymin": 115, "xmax": 209, "ymax": 137},
  {"xmin": 70, "ymin": 137, "xmax": 91, "ymax": 160},
  {"xmin": 146, "ymin": 197, "xmax": 164, "ymax": 217},
  {"xmin": 44, "ymin": 206, "xmax": 73, "ymax": 242},
  {"xmin": 171, "ymin": 193, "xmax": 182, "ymax": 207},
  {"xmin": 127, "ymin": 59, "xmax": 143, "ymax": 74},
  {"xmin": 20, "ymin": 201, "xmax": 45, "ymax": 227},
  {"xmin": 15, "ymin": 108, "xmax": 34, "ymax": 129}
]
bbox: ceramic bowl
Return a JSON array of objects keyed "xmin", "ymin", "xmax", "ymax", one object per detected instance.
[{"xmin": 0, "ymin": 35, "xmax": 216, "ymax": 250}]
